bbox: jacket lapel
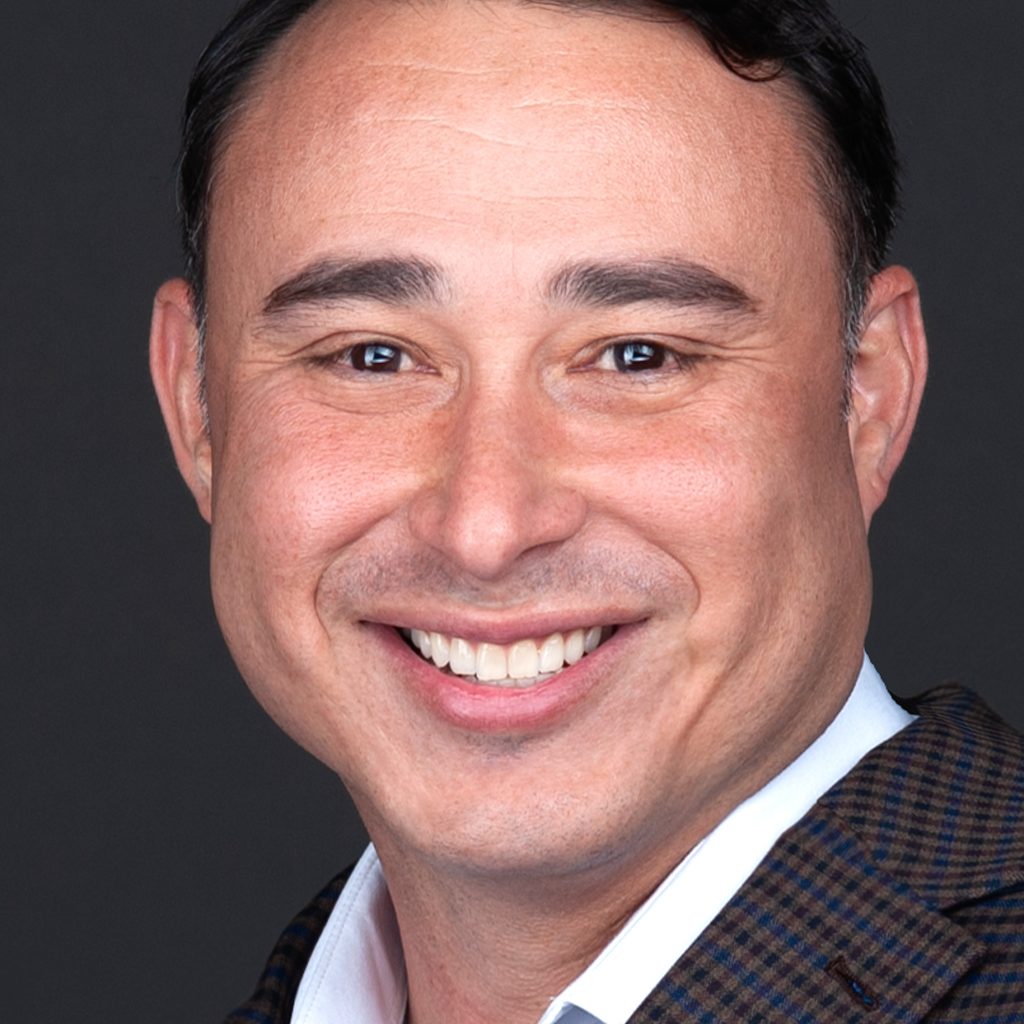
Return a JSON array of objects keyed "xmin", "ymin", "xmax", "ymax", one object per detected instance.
[{"xmin": 629, "ymin": 806, "xmax": 984, "ymax": 1022}]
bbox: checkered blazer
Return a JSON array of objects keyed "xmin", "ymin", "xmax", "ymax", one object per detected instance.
[{"xmin": 224, "ymin": 686, "xmax": 1024, "ymax": 1022}]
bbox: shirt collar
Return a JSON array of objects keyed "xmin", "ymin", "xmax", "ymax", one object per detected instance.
[{"xmin": 291, "ymin": 845, "xmax": 406, "ymax": 1024}]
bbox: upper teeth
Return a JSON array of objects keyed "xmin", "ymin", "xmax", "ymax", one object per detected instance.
[{"xmin": 405, "ymin": 627, "xmax": 605, "ymax": 686}]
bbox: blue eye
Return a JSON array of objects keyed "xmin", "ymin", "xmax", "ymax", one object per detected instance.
[
  {"xmin": 350, "ymin": 342, "xmax": 405, "ymax": 372},
  {"xmin": 613, "ymin": 341, "xmax": 667, "ymax": 372}
]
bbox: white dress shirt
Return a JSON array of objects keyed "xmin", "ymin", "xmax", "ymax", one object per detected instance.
[{"xmin": 291, "ymin": 655, "xmax": 913, "ymax": 1024}]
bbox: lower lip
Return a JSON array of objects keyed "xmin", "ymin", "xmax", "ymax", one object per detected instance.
[{"xmin": 370, "ymin": 623, "xmax": 631, "ymax": 734}]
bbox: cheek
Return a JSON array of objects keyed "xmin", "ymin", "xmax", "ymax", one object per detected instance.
[
  {"xmin": 572, "ymin": 399, "xmax": 795, "ymax": 533},
  {"xmin": 568, "ymin": 383, "xmax": 858, "ymax": 607},
  {"xmin": 211, "ymin": 385, "xmax": 423, "ymax": 563},
  {"xmin": 204, "ymin": 379, "xmax": 436, "ymax": 664},
  {"xmin": 202, "ymin": 380, "xmax": 441, "ymax": 754}
]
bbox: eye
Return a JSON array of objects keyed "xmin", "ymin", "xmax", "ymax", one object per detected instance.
[
  {"xmin": 348, "ymin": 341, "xmax": 409, "ymax": 373},
  {"xmin": 591, "ymin": 338, "xmax": 700, "ymax": 374},
  {"xmin": 610, "ymin": 340, "xmax": 666, "ymax": 372},
  {"xmin": 311, "ymin": 338, "xmax": 418, "ymax": 375}
]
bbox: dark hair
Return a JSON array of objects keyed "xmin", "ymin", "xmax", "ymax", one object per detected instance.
[{"xmin": 178, "ymin": 0, "xmax": 899, "ymax": 373}]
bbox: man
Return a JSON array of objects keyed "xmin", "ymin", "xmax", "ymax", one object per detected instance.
[{"xmin": 149, "ymin": 0, "xmax": 1024, "ymax": 1021}]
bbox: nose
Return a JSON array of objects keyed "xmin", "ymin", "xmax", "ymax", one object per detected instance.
[{"xmin": 407, "ymin": 387, "xmax": 587, "ymax": 581}]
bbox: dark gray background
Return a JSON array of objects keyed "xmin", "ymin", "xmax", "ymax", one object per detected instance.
[{"xmin": 2, "ymin": 2, "xmax": 1021, "ymax": 1019}]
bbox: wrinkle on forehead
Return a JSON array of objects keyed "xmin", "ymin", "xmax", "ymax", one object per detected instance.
[
  {"xmin": 222, "ymin": 0, "xmax": 810, "ymax": 197},
  {"xmin": 235, "ymin": 0, "xmax": 753, "ymax": 126}
]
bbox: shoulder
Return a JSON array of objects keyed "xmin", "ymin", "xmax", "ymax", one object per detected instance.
[
  {"xmin": 822, "ymin": 684, "xmax": 1024, "ymax": 907},
  {"xmin": 828, "ymin": 686, "xmax": 1024, "ymax": 1016},
  {"xmin": 223, "ymin": 868, "xmax": 351, "ymax": 1024}
]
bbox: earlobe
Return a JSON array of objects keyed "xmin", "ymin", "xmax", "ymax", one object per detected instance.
[
  {"xmin": 149, "ymin": 278, "xmax": 214, "ymax": 522},
  {"xmin": 847, "ymin": 266, "xmax": 928, "ymax": 527}
]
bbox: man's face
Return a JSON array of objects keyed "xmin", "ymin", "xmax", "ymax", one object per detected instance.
[{"xmin": 166, "ymin": 0, "xmax": 895, "ymax": 881}]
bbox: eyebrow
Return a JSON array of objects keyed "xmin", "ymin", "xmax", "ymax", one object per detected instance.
[
  {"xmin": 258, "ymin": 253, "xmax": 757, "ymax": 322},
  {"xmin": 546, "ymin": 258, "xmax": 758, "ymax": 317},
  {"xmin": 261, "ymin": 256, "xmax": 449, "ymax": 316}
]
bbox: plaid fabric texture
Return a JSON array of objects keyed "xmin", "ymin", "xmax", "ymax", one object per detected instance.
[
  {"xmin": 635, "ymin": 686, "xmax": 1024, "ymax": 1022},
  {"xmin": 224, "ymin": 687, "xmax": 1024, "ymax": 1023}
]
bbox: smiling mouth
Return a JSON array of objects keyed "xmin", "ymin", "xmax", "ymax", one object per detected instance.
[{"xmin": 399, "ymin": 626, "xmax": 615, "ymax": 688}]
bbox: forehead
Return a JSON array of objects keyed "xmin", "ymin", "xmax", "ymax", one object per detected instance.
[{"xmin": 207, "ymin": 0, "xmax": 836, "ymax": 321}]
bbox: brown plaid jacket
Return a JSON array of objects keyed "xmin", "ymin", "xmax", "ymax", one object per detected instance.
[{"xmin": 225, "ymin": 686, "xmax": 1024, "ymax": 1022}]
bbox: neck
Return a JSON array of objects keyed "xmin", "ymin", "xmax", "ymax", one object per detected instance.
[{"xmin": 368, "ymin": 829, "xmax": 697, "ymax": 1024}]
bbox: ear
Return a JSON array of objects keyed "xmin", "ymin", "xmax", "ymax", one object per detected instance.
[
  {"xmin": 847, "ymin": 265, "xmax": 928, "ymax": 527},
  {"xmin": 150, "ymin": 278, "xmax": 213, "ymax": 522}
]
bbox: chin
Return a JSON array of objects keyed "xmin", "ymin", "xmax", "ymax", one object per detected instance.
[{"xmin": 365, "ymin": 779, "xmax": 654, "ymax": 887}]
